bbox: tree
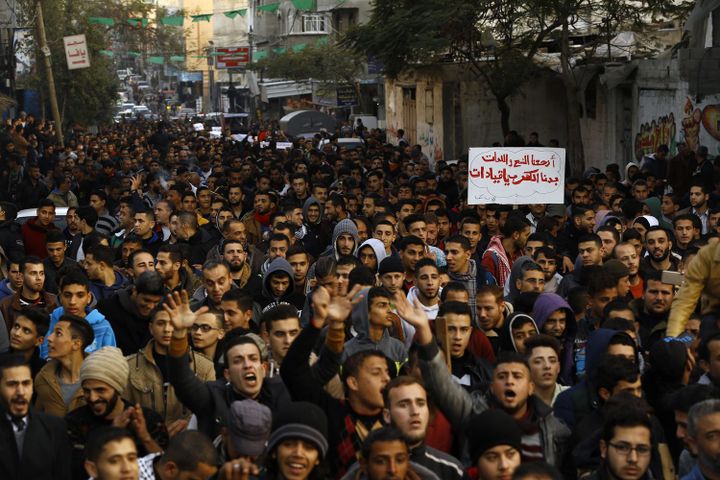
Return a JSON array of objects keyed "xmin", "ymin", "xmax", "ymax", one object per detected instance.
[
  {"xmin": 17, "ymin": 0, "xmax": 184, "ymax": 126},
  {"xmin": 344, "ymin": 0, "xmax": 692, "ymax": 175},
  {"xmin": 248, "ymin": 42, "xmax": 364, "ymax": 99},
  {"xmin": 344, "ymin": 0, "xmax": 561, "ymax": 140}
]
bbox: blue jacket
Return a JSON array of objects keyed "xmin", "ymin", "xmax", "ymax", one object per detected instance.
[
  {"xmin": 0, "ymin": 279, "xmax": 14, "ymax": 302},
  {"xmin": 681, "ymin": 465, "xmax": 704, "ymax": 480},
  {"xmin": 40, "ymin": 307, "xmax": 116, "ymax": 359}
]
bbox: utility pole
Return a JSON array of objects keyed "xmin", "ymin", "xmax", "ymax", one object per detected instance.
[{"xmin": 35, "ymin": 0, "xmax": 64, "ymax": 147}]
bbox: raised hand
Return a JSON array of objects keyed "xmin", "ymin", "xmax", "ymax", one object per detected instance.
[
  {"xmin": 111, "ymin": 406, "xmax": 133, "ymax": 429},
  {"xmin": 327, "ymin": 284, "xmax": 364, "ymax": 323},
  {"xmin": 163, "ymin": 290, "xmax": 208, "ymax": 333},
  {"xmin": 131, "ymin": 403, "xmax": 152, "ymax": 443},
  {"xmin": 311, "ymin": 286, "xmax": 331, "ymax": 328},
  {"xmin": 395, "ymin": 294, "xmax": 433, "ymax": 345},
  {"xmin": 131, "ymin": 174, "xmax": 143, "ymax": 192},
  {"xmin": 395, "ymin": 293, "xmax": 428, "ymax": 328},
  {"xmin": 167, "ymin": 419, "xmax": 189, "ymax": 438}
]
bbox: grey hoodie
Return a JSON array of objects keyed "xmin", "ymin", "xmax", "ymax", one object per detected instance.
[
  {"xmin": 302, "ymin": 196, "xmax": 323, "ymax": 226},
  {"xmin": 343, "ymin": 287, "xmax": 408, "ymax": 371},
  {"xmin": 504, "ymin": 256, "xmax": 534, "ymax": 303},
  {"xmin": 323, "ymin": 218, "xmax": 359, "ymax": 260}
]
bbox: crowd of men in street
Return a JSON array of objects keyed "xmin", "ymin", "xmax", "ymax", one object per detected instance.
[{"xmin": 0, "ymin": 114, "xmax": 718, "ymax": 480}]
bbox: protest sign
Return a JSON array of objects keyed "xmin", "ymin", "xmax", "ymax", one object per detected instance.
[{"xmin": 467, "ymin": 147, "xmax": 565, "ymax": 205}]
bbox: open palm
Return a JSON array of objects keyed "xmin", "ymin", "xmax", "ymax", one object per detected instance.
[
  {"xmin": 395, "ymin": 293, "xmax": 428, "ymax": 328},
  {"xmin": 163, "ymin": 290, "xmax": 208, "ymax": 330},
  {"xmin": 327, "ymin": 284, "xmax": 365, "ymax": 322}
]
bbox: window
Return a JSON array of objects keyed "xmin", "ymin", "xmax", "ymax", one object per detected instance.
[{"xmin": 302, "ymin": 14, "xmax": 328, "ymax": 34}]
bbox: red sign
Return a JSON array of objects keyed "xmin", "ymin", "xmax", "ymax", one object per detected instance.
[{"xmin": 215, "ymin": 47, "xmax": 250, "ymax": 69}]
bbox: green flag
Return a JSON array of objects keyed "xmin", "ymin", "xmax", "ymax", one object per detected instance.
[
  {"xmin": 292, "ymin": 43, "xmax": 307, "ymax": 52},
  {"xmin": 257, "ymin": 3, "xmax": 280, "ymax": 12},
  {"xmin": 128, "ymin": 51, "xmax": 142, "ymax": 58},
  {"xmin": 170, "ymin": 55, "xmax": 186, "ymax": 62},
  {"xmin": 273, "ymin": 47, "xmax": 286, "ymax": 55},
  {"xmin": 316, "ymin": 37, "xmax": 328, "ymax": 46},
  {"xmin": 127, "ymin": 18, "xmax": 149, "ymax": 28},
  {"xmin": 148, "ymin": 56, "xmax": 165, "ymax": 64},
  {"xmin": 89, "ymin": 17, "xmax": 114, "ymax": 26},
  {"xmin": 253, "ymin": 50, "xmax": 268, "ymax": 60},
  {"xmin": 191, "ymin": 14, "xmax": 212, "ymax": 22},
  {"xmin": 99, "ymin": 50, "xmax": 114, "ymax": 57},
  {"xmin": 291, "ymin": 0, "xmax": 315, "ymax": 10},
  {"xmin": 161, "ymin": 16, "xmax": 184, "ymax": 26},
  {"xmin": 224, "ymin": 9, "xmax": 247, "ymax": 19}
]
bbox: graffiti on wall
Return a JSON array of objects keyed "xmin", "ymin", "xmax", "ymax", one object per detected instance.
[
  {"xmin": 418, "ymin": 125, "xmax": 443, "ymax": 162},
  {"xmin": 701, "ymin": 103, "xmax": 720, "ymax": 141},
  {"xmin": 635, "ymin": 91, "xmax": 720, "ymax": 160},
  {"xmin": 634, "ymin": 113, "xmax": 676, "ymax": 159}
]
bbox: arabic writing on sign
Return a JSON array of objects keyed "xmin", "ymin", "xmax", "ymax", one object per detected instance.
[
  {"xmin": 478, "ymin": 152, "xmax": 555, "ymax": 169},
  {"xmin": 467, "ymin": 147, "xmax": 566, "ymax": 205},
  {"xmin": 63, "ymin": 34, "xmax": 91, "ymax": 70},
  {"xmin": 468, "ymin": 166, "xmax": 560, "ymax": 186}
]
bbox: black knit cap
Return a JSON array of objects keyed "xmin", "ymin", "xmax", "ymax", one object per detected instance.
[
  {"xmin": 467, "ymin": 410, "xmax": 523, "ymax": 464},
  {"xmin": 379, "ymin": 256, "xmax": 404, "ymax": 275},
  {"xmin": 266, "ymin": 402, "xmax": 329, "ymax": 458}
]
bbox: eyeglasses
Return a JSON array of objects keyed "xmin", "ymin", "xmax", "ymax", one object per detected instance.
[
  {"xmin": 608, "ymin": 442, "xmax": 651, "ymax": 456},
  {"xmin": 190, "ymin": 324, "xmax": 220, "ymax": 333}
]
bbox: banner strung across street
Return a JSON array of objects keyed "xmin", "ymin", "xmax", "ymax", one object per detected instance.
[{"xmin": 467, "ymin": 147, "xmax": 565, "ymax": 205}]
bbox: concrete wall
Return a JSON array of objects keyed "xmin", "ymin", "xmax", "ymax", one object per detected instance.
[
  {"xmin": 384, "ymin": 60, "xmax": 720, "ymax": 171},
  {"xmin": 456, "ymin": 76, "xmax": 569, "ymax": 152},
  {"xmin": 384, "ymin": 72, "xmax": 445, "ymax": 163},
  {"xmin": 633, "ymin": 56, "xmax": 720, "ymax": 158}
]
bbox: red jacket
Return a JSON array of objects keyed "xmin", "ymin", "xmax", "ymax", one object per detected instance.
[{"xmin": 21, "ymin": 218, "xmax": 58, "ymax": 259}]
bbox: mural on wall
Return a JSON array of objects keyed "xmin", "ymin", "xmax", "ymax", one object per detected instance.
[
  {"xmin": 635, "ymin": 90, "xmax": 720, "ymax": 160},
  {"xmin": 701, "ymin": 102, "xmax": 720, "ymax": 141},
  {"xmin": 635, "ymin": 113, "xmax": 676, "ymax": 159},
  {"xmin": 682, "ymin": 97, "xmax": 702, "ymax": 152}
]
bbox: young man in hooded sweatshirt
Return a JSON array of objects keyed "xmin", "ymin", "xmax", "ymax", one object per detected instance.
[
  {"xmin": 532, "ymin": 293, "xmax": 577, "ymax": 385},
  {"xmin": 299, "ymin": 196, "xmax": 330, "ymax": 259},
  {"xmin": 252, "ymin": 257, "xmax": 305, "ymax": 320},
  {"xmin": 322, "ymin": 218, "xmax": 359, "ymax": 260},
  {"xmin": 343, "ymin": 286, "xmax": 408, "ymax": 367},
  {"xmin": 40, "ymin": 270, "xmax": 116, "ymax": 359}
]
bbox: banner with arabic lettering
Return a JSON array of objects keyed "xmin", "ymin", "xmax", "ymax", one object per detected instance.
[
  {"xmin": 63, "ymin": 34, "xmax": 91, "ymax": 70},
  {"xmin": 467, "ymin": 148, "xmax": 565, "ymax": 205}
]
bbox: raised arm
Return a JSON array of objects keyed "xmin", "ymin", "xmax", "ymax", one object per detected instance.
[
  {"xmin": 281, "ymin": 286, "xmax": 362, "ymax": 404},
  {"xmin": 396, "ymin": 294, "xmax": 481, "ymax": 429},
  {"xmin": 163, "ymin": 291, "xmax": 214, "ymax": 413},
  {"xmin": 667, "ymin": 246, "xmax": 710, "ymax": 336}
]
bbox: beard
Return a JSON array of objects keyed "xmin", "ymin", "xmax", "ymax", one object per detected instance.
[
  {"xmin": 91, "ymin": 391, "xmax": 120, "ymax": 418},
  {"xmin": 652, "ymin": 248, "xmax": 670, "ymax": 262},
  {"xmin": 699, "ymin": 449, "xmax": 720, "ymax": 474}
]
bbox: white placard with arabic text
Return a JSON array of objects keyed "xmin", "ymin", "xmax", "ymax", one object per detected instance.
[
  {"xmin": 63, "ymin": 34, "xmax": 90, "ymax": 70},
  {"xmin": 467, "ymin": 147, "xmax": 565, "ymax": 205}
]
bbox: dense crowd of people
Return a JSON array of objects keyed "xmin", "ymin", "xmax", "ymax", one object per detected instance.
[{"xmin": 0, "ymin": 114, "xmax": 717, "ymax": 480}]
